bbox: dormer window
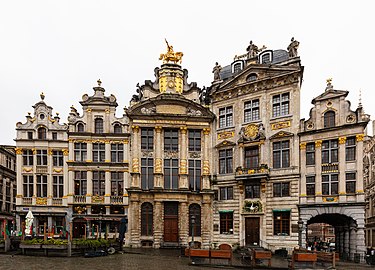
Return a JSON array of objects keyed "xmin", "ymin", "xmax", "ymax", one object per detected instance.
[
  {"xmin": 259, "ymin": 50, "xmax": 273, "ymax": 64},
  {"xmin": 246, "ymin": 73, "xmax": 257, "ymax": 82},
  {"xmin": 37, "ymin": 127, "xmax": 47, "ymax": 140},
  {"xmin": 324, "ymin": 111, "xmax": 335, "ymax": 128},
  {"xmin": 95, "ymin": 118, "xmax": 104, "ymax": 134},
  {"xmin": 231, "ymin": 60, "xmax": 244, "ymax": 74},
  {"xmin": 114, "ymin": 123, "xmax": 122, "ymax": 134},
  {"xmin": 77, "ymin": 123, "xmax": 84, "ymax": 132}
]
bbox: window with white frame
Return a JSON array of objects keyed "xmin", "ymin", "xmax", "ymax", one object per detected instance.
[
  {"xmin": 218, "ymin": 106, "xmax": 233, "ymax": 128},
  {"xmin": 322, "ymin": 140, "xmax": 338, "ymax": 163},
  {"xmin": 272, "ymin": 93, "xmax": 290, "ymax": 117},
  {"xmin": 53, "ymin": 175, "xmax": 64, "ymax": 198},
  {"xmin": 346, "ymin": 172, "xmax": 356, "ymax": 194},
  {"xmin": 220, "ymin": 186, "xmax": 234, "ymax": 200},
  {"xmin": 93, "ymin": 143, "xmax": 105, "ymax": 162},
  {"xmin": 23, "ymin": 150, "xmax": 34, "ymax": 166},
  {"xmin": 306, "ymin": 176, "xmax": 315, "ymax": 196},
  {"xmin": 345, "ymin": 137, "xmax": 356, "ymax": 161},
  {"xmin": 322, "ymin": 174, "xmax": 338, "ymax": 195},
  {"xmin": 74, "ymin": 143, "xmax": 87, "ymax": 162},
  {"xmin": 53, "ymin": 150, "xmax": 64, "ymax": 166},
  {"xmin": 36, "ymin": 150, "xmax": 48, "ymax": 165},
  {"xmin": 188, "ymin": 159, "xmax": 201, "ymax": 191},
  {"xmin": 111, "ymin": 144, "xmax": 123, "ymax": 163},
  {"xmin": 273, "ymin": 140, "xmax": 290, "ymax": 168},
  {"xmin": 23, "ymin": 175, "xmax": 33, "ymax": 197},
  {"xmin": 244, "ymin": 99, "xmax": 260, "ymax": 122},
  {"xmin": 36, "ymin": 175, "xmax": 48, "ymax": 197}
]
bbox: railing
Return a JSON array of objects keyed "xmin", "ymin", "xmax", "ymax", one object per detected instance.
[
  {"xmin": 23, "ymin": 197, "xmax": 32, "ymax": 205},
  {"xmin": 235, "ymin": 165, "xmax": 269, "ymax": 177},
  {"xmin": 36, "ymin": 165, "xmax": 48, "ymax": 174},
  {"xmin": 52, "ymin": 198, "xmax": 63, "ymax": 205},
  {"xmin": 110, "ymin": 196, "xmax": 123, "ymax": 204},
  {"xmin": 322, "ymin": 163, "xmax": 339, "ymax": 173},
  {"xmin": 73, "ymin": 195, "xmax": 86, "ymax": 203}
]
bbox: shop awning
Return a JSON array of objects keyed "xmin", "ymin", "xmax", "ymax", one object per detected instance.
[
  {"xmin": 218, "ymin": 210, "xmax": 234, "ymax": 213},
  {"xmin": 272, "ymin": 209, "xmax": 291, "ymax": 212}
]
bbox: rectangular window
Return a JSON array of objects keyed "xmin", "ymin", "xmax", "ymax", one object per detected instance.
[
  {"xmin": 274, "ymin": 211, "xmax": 290, "ymax": 235},
  {"xmin": 36, "ymin": 150, "xmax": 48, "ymax": 165},
  {"xmin": 273, "ymin": 140, "xmax": 290, "ymax": 168},
  {"xmin": 244, "ymin": 99, "xmax": 260, "ymax": 122},
  {"xmin": 346, "ymin": 172, "xmax": 356, "ymax": 194},
  {"xmin": 93, "ymin": 143, "xmax": 105, "ymax": 162},
  {"xmin": 322, "ymin": 139, "xmax": 338, "ymax": 163},
  {"xmin": 188, "ymin": 159, "xmax": 201, "ymax": 191},
  {"xmin": 322, "ymin": 174, "xmax": 339, "ymax": 195},
  {"xmin": 111, "ymin": 172, "xmax": 123, "ymax": 196},
  {"xmin": 220, "ymin": 212, "xmax": 233, "ymax": 234},
  {"xmin": 141, "ymin": 158, "xmax": 154, "ymax": 190},
  {"xmin": 53, "ymin": 150, "xmax": 64, "ymax": 166},
  {"xmin": 306, "ymin": 176, "xmax": 315, "ymax": 196},
  {"xmin": 220, "ymin": 187, "xmax": 234, "ymax": 200},
  {"xmin": 27, "ymin": 132, "xmax": 33, "ymax": 139},
  {"xmin": 244, "ymin": 146, "xmax": 259, "ymax": 169},
  {"xmin": 346, "ymin": 137, "xmax": 356, "ymax": 161},
  {"xmin": 23, "ymin": 150, "xmax": 34, "ymax": 166},
  {"xmin": 164, "ymin": 159, "xmax": 179, "ymax": 189},
  {"xmin": 111, "ymin": 144, "xmax": 123, "ymax": 163},
  {"xmin": 74, "ymin": 171, "xmax": 87, "ymax": 195},
  {"xmin": 74, "ymin": 143, "xmax": 87, "ymax": 162},
  {"xmin": 219, "ymin": 106, "xmax": 233, "ymax": 128},
  {"xmin": 52, "ymin": 132, "xmax": 58, "ymax": 140},
  {"xmin": 306, "ymin": 143, "xmax": 315, "ymax": 165},
  {"xmin": 164, "ymin": 129, "xmax": 179, "ymax": 151},
  {"xmin": 23, "ymin": 175, "xmax": 33, "ymax": 197},
  {"xmin": 36, "ymin": 175, "xmax": 48, "ymax": 197},
  {"xmin": 272, "ymin": 93, "xmax": 289, "ymax": 117},
  {"xmin": 219, "ymin": 149, "xmax": 233, "ymax": 174},
  {"xmin": 245, "ymin": 183, "xmax": 260, "ymax": 199},
  {"xmin": 141, "ymin": 128, "xmax": 154, "ymax": 151},
  {"xmin": 53, "ymin": 176, "xmax": 64, "ymax": 198},
  {"xmin": 188, "ymin": 130, "xmax": 201, "ymax": 152},
  {"xmin": 273, "ymin": 182, "xmax": 290, "ymax": 197},
  {"xmin": 92, "ymin": 171, "xmax": 105, "ymax": 196}
]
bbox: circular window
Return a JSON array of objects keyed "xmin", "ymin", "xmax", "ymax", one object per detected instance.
[{"xmin": 40, "ymin": 114, "xmax": 45, "ymax": 120}]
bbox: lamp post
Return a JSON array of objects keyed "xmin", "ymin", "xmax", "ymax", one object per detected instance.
[
  {"xmin": 191, "ymin": 215, "xmax": 195, "ymax": 248},
  {"xmin": 99, "ymin": 211, "xmax": 103, "ymax": 239},
  {"xmin": 298, "ymin": 218, "xmax": 304, "ymax": 248}
]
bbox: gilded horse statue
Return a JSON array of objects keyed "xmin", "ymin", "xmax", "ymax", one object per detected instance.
[{"xmin": 159, "ymin": 39, "xmax": 183, "ymax": 64}]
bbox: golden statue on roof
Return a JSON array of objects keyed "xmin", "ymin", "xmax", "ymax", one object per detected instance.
[{"xmin": 159, "ymin": 39, "xmax": 183, "ymax": 64}]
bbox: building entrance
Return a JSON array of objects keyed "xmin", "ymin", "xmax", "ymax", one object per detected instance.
[
  {"xmin": 245, "ymin": 217, "xmax": 260, "ymax": 246},
  {"xmin": 164, "ymin": 202, "xmax": 179, "ymax": 242}
]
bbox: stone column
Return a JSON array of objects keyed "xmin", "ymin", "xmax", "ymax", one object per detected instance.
[
  {"xmin": 123, "ymin": 139, "xmax": 130, "ymax": 196},
  {"xmin": 154, "ymin": 126, "xmax": 163, "ymax": 189},
  {"xmin": 15, "ymin": 148, "xmax": 23, "ymax": 206},
  {"xmin": 356, "ymin": 135, "xmax": 365, "ymax": 197},
  {"xmin": 87, "ymin": 142, "xmax": 93, "ymax": 162},
  {"xmin": 202, "ymin": 128, "xmax": 211, "ymax": 190},
  {"xmin": 130, "ymin": 199, "xmax": 140, "ymax": 247},
  {"xmin": 87, "ymin": 171, "xmax": 93, "ymax": 196},
  {"xmin": 356, "ymin": 226, "xmax": 366, "ymax": 262},
  {"xmin": 63, "ymin": 149, "xmax": 69, "ymax": 206},
  {"xmin": 48, "ymin": 149, "xmax": 53, "ymax": 203},
  {"xmin": 338, "ymin": 137, "xmax": 346, "ymax": 201},
  {"xmin": 67, "ymin": 170, "xmax": 74, "ymax": 204},
  {"xmin": 179, "ymin": 126, "xmax": 188, "ymax": 189},
  {"xmin": 238, "ymin": 144, "xmax": 244, "ymax": 168},
  {"xmin": 180, "ymin": 202, "xmax": 188, "ymax": 246},
  {"xmin": 105, "ymin": 141, "xmax": 111, "ymax": 163},
  {"xmin": 105, "ymin": 109, "xmax": 110, "ymax": 133},
  {"xmin": 154, "ymin": 201, "xmax": 163, "ymax": 248},
  {"xmin": 299, "ymin": 142, "xmax": 307, "ymax": 202},
  {"xmin": 201, "ymin": 196, "xmax": 212, "ymax": 248},
  {"xmin": 86, "ymin": 108, "xmax": 93, "ymax": 132},
  {"xmin": 105, "ymin": 171, "xmax": 111, "ymax": 204},
  {"xmin": 315, "ymin": 140, "xmax": 322, "ymax": 203},
  {"xmin": 349, "ymin": 226, "xmax": 356, "ymax": 260},
  {"xmin": 344, "ymin": 227, "xmax": 350, "ymax": 259},
  {"xmin": 131, "ymin": 126, "xmax": 140, "ymax": 188}
]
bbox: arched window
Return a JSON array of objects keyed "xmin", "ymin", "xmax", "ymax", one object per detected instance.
[
  {"xmin": 189, "ymin": 204, "xmax": 201, "ymax": 236},
  {"xmin": 114, "ymin": 123, "xmax": 122, "ymax": 134},
  {"xmin": 77, "ymin": 123, "xmax": 84, "ymax": 132},
  {"xmin": 141, "ymin": 202, "xmax": 153, "ymax": 236},
  {"xmin": 246, "ymin": 73, "xmax": 257, "ymax": 82},
  {"xmin": 95, "ymin": 118, "xmax": 104, "ymax": 133},
  {"xmin": 324, "ymin": 111, "xmax": 335, "ymax": 128},
  {"xmin": 37, "ymin": 127, "xmax": 47, "ymax": 140}
]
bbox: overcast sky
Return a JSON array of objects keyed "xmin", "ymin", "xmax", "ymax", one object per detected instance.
[{"xmin": 1, "ymin": 0, "xmax": 374, "ymax": 145}]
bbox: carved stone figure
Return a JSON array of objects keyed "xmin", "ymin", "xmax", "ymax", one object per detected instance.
[
  {"xmin": 246, "ymin": 40, "xmax": 259, "ymax": 58},
  {"xmin": 212, "ymin": 62, "xmax": 222, "ymax": 81},
  {"xmin": 287, "ymin": 37, "xmax": 300, "ymax": 58}
]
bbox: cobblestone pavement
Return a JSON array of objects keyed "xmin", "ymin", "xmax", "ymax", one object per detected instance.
[{"xmin": 0, "ymin": 249, "xmax": 374, "ymax": 270}]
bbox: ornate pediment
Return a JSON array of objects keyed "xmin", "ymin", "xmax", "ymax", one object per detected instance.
[
  {"xmin": 312, "ymin": 89, "xmax": 348, "ymax": 103},
  {"xmin": 269, "ymin": 130, "xmax": 294, "ymax": 139},
  {"xmin": 215, "ymin": 140, "xmax": 236, "ymax": 148}
]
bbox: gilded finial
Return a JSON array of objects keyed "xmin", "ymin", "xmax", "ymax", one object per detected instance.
[
  {"xmin": 56, "ymin": 112, "xmax": 59, "ymax": 116},
  {"xmin": 326, "ymin": 78, "xmax": 332, "ymax": 85},
  {"xmin": 40, "ymin": 92, "xmax": 45, "ymax": 100},
  {"xmin": 325, "ymin": 78, "xmax": 333, "ymax": 91},
  {"xmin": 97, "ymin": 79, "xmax": 102, "ymax": 87}
]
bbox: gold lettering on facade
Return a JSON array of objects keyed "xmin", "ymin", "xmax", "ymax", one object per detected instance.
[
  {"xmin": 217, "ymin": 131, "xmax": 235, "ymax": 140},
  {"xmin": 271, "ymin": 121, "xmax": 291, "ymax": 130}
]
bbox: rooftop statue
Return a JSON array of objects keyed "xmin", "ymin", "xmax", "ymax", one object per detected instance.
[
  {"xmin": 287, "ymin": 37, "xmax": 300, "ymax": 58},
  {"xmin": 212, "ymin": 62, "xmax": 222, "ymax": 81},
  {"xmin": 247, "ymin": 40, "xmax": 259, "ymax": 58},
  {"xmin": 159, "ymin": 39, "xmax": 183, "ymax": 64}
]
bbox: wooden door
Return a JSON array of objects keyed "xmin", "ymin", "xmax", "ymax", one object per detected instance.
[
  {"xmin": 164, "ymin": 202, "xmax": 179, "ymax": 242},
  {"xmin": 245, "ymin": 217, "xmax": 260, "ymax": 246}
]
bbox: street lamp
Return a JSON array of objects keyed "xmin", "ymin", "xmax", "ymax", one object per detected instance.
[
  {"xmin": 99, "ymin": 211, "xmax": 103, "ymax": 239},
  {"xmin": 191, "ymin": 215, "xmax": 195, "ymax": 248},
  {"xmin": 298, "ymin": 218, "xmax": 304, "ymax": 248}
]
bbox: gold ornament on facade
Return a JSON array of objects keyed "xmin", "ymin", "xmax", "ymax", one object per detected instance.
[
  {"xmin": 299, "ymin": 142, "xmax": 307, "ymax": 150},
  {"xmin": 132, "ymin": 158, "xmax": 140, "ymax": 173},
  {"xmin": 217, "ymin": 131, "xmax": 235, "ymax": 140},
  {"xmin": 23, "ymin": 167, "xmax": 33, "ymax": 172},
  {"xmin": 86, "ymin": 108, "xmax": 92, "ymax": 113},
  {"xmin": 202, "ymin": 160, "xmax": 210, "ymax": 175},
  {"xmin": 180, "ymin": 159, "xmax": 187, "ymax": 174},
  {"xmin": 315, "ymin": 140, "xmax": 322, "ymax": 148},
  {"xmin": 15, "ymin": 148, "xmax": 23, "ymax": 155},
  {"xmin": 155, "ymin": 158, "xmax": 162, "ymax": 173},
  {"xmin": 175, "ymin": 77, "xmax": 183, "ymax": 93},
  {"xmin": 244, "ymin": 123, "xmax": 259, "ymax": 139},
  {"xmin": 105, "ymin": 108, "xmax": 110, "ymax": 114},
  {"xmin": 155, "ymin": 126, "xmax": 163, "ymax": 133},
  {"xmin": 338, "ymin": 137, "xmax": 347, "ymax": 144},
  {"xmin": 36, "ymin": 198, "xmax": 47, "ymax": 205},
  {"xmin": 53, "ymin": 168, "xmax": 63, "ymax": 173},
  {"xmin": 132, "ymin": 125, "xmax": 140, "ymax": 133},
  {"xmin": 271, "ymin": 121, "xmax": 291, "ymax": 130},
  {"xmin": 180, "ymin": 126, "xmax": 187, "ymax": 134},
  {"xmin": 48, "ymin": 116, "xmax": 56, "ymax": 123},
  {"xmin": 32, "ymin": 148, "xmax": 37, "ymax": 154},
  {"xmin": 322, "ymin": 196, "xmax": 338, "ymax": 203},
  {"xmin": 62, "ymin": 149, "xmax": 69, "ymax": 156},
  {"xmin": 159, "ymin": 77, "xmax": 167, "ymax": 93},
  {"xmin": 203, "ymin": 128, "xmax": 211, "ymax": 135},
  {"xmin": 356, "ymin": 134, "xmax": 364, "ymax": 142},
  {"xmin": 123, "ymin": 139, "xmax": 129, "ymax": 144},
  {"xmin": 48, "ymin": 148, "xmax": 53, "ymax": 155},
  {"xmin": 159, "ymin": 39, "xmax": 183, "ymax": 64}
]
